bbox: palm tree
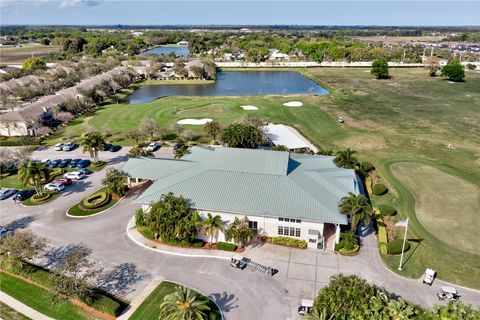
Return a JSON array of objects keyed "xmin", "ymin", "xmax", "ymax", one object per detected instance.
[
  {"xmin": 224, "ymin": 217, "xmax": 253, "ymax": 248},
  {"xmin": 339, "ymin": 192, "xmax": 373, "ymax": 232},
  {"xmin": 204, "ymin": 213, "xmax": 223, "ymax": 247},
  {"xmin": 81, "ymin": 132, "xmax": 106, "ymax": 163},
  {"xmin": 333, "ymin": 148, "xmax": 358, "ymax": 169},
  {"xmin": 175, "ymin": 212, "xmax": 203, "ymax": 243},
  {"xmin": 127, "ymin": 145, "xmax": 153, "ymax": 158},
  {"xmin": 159, "ymin": 285, "xmax": 210, "ymax": 320},
  {"xmin": 102, "ymin": 168, "xmax": 130, "ymax": 196},
  {"xmin": 174, "ymin": 145, "xmax": 190, "ymax": 159},
  {"xmin": 18, "ymin": 160, "xmax": 50, "ymax": 196},
  {"xmin": 306, "ymin": 307, "xmax": 329, "ymax": 320}
]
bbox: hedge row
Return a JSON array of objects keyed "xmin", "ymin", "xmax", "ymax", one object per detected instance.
[
  {"xmin": 81, "ymin": 191, "xmax": 110, "ymax": 209},
  {"xmin": 375, "ymin": 210, "xmax": 388, "ymax": 256},
  {"xmin": 378, "ymin": 204, "xmax": 397, "ymax": 216},
  {"xmin": 373, "ymin": 183, "xmax": 388, "ymax": 196},
  {"xmin": 387, "ymin": 238, "xmax": 410, "ymax": 255},
  {"xmin": 31, "ymin": 193, "xmax": 53, "ymax": 204},
  {"xmin": 216, "ymin": 242, "xmax": 236, "ymax": 251},
  {"xmin": 266, "ymin": 236, "xmax": 307, "ymax": 249},
  {"xmin": 365, "ymin": 176, "xmax": 373, "ymax": 195},
  {"xmin": 362, "ymin": 161, "xmax": 375, "ymax": 172}
]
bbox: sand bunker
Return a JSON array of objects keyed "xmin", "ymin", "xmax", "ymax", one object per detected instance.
[
  {"xmin": 240, "ymin": 105, "xmax": 258, "ymax": 110},
  {"xmin": 177, "ymin": 118, "xmax": 213, "ymax": 125},
  {"xmin": 283, "ymin": 101, "xmax": 303, "ymax": 107}
]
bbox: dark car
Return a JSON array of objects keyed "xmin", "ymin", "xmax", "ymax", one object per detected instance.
[
  {"xmin": 0, "ymin": 188, "xmax": 18, "ymax": 200},
  {"xmin": 103, "ymin": 143, "xmax": 113, "ymax": 151},
  {"xmin": 174, "ymin": 142, "xmax": 185, "ymax": 151},
  {"xmin": 48, "ymin": 159, "xmax": 62, "ymax": 168},
  {"xmin": 76, "ymin": 159, "xmax": 91, "ymax": 168},
  {"xmin": 58, "ymin": 159, "xmax": 72, "ymax": 168},
  {"xmin": 68, "ymin": 159, "xmax": 82, "ymax": 168},
  {"xmin": 13, "ymin": 189, "xmax": 36, "ymax": 201},
  {"xmin": 110, "ymin": 145, "xmax": 122, "ymax": 152}
]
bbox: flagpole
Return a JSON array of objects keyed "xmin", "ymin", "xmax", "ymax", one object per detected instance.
[{"xmin": 398, "ymin": 218, "xmax": 409, "ymax": 271}]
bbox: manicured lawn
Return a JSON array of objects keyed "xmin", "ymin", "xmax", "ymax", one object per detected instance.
[
  {"xmin": 0, "ymin": 173, "xmax": 24, "ymax": 189},
  {"xmin": 68, "ymin": 188, "xmax": 119, "ymax": 217},
  {"xmin": 43, "ymin": 67, "xmax": 480, "ymax": 288},
  {"xmin": 22, "ymin": 192, "xmax": 60, "ymax": 206},
  {"xmin": 0, "ymin": 272, "xmax": 92, "ymax": 320},
  {"xmin": 0, "ymin": 301, "xmax": 31, "ymax": 320},
  {"xmin": 130, "ymin": 281, "xmax": 221, "ymax": 320}
]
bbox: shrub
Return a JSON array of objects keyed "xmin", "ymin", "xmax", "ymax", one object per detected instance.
[
  {"xmin": 135, "ymin": 208, "xmax": 145, "ymax": 227},
  {"xmin": 365, "ymin": 176, "xmax": 373, "ymax": 195},
  {"xmin": 216, "ymin": 242, "xmax": 236, "ymax": 251},
  {"xmin": 362, "ymin": 161, "xmax": 375, "ymax": 172},
  {"xmin": 373, "ymin": 183, "xmax": 388, "ymax": 196},
  {"xmin": 31, "ymin": 193, "xmax": 53, "ymax": 203},
  {"xmin": 138, "ymin": 226, "xmax": 155, "ymax": 240},
  {"xmin": 192, "ymin": 239, "xmax": 204, "ymax": 248},
  {"xmin": 376, "ymin": 213, "xmax": 388, "ymax": 256},
  {"xmin": 339, "ymin": 244, "xmax": 360, "ymax": 256},
  {"xmin": 378, "ymin": 204, "xmax": 396, "ymax": 216},
  {"xmin": 91, "ymin": 161, "xmax": 106, "ymax": 168},
  {"xmin": 266, "ymin": 236, "xmax": 308, "ymax": 249},
  {"xmin": 335, "ymin": 240, "xmax": 345, "ymax": 251},
  {"xmin": 82, "ymin": 191, "xmax": 110, "ymax": 209},
  {"xmin": 387, "ymin": 238, "xmax": 410, "ymax": 255}
]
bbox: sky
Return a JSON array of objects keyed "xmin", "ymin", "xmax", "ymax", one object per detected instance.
[{"xmin": 1, "ymin": 0, "xmax": 479, "ymax": 26}]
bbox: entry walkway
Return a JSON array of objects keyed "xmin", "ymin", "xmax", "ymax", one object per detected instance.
[{"xmin": 0, "ymin": 291, "xmax": 54, "ymax": 320}]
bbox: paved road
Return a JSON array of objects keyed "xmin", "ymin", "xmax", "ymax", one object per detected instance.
[{"xmin": 1, "ymin": 146, "xmax": 479, "ymax": 319}]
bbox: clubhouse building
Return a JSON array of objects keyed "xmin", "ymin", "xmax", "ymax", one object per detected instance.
[{"xmin": 124, "ymin": 147, "xmax": 362, "ymax": 250}]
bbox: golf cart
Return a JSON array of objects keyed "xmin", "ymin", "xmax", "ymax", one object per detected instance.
[
  {"xmin": 423, "ymin": 268, "xmax": 436, "ymax": 285},
  {"xmin": 230, "ymin": 255, "xmax": 248, "ymax": 270},
  {"xmin": 437, "ymin": 286, "xmax": 460, "ymax": 301},
  {"xmin": 298, "ymin": 299, "xmax": 314, "ymax": 316}
]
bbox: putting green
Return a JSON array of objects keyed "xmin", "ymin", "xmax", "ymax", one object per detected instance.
[{"xmin": 391, "ymin": 162, "xmax": 479, "ymax": 254}]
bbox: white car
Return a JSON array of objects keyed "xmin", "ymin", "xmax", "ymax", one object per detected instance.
[
  {"xmin": 44, "ymin": 182, "xmax": 65, "ymax": 192},
  {"xmin": 423, "ymin": 268, "xmax": 436, "ymax": 285},
  {"xmin": 64, "ymin": 171, "xmax": 86, "ymax": 180},
  {"xmin": 146, "ymin": 142, "xmax": 160, "ymax": 152},
  {"xmin": 54, "ymin": 143, "xmax": 64, "ymax": 151},
  {"xmin": 298, "ymin": 299, "xmax": 314, "ymax": 316},
  {"xmin": 62, "ymin": 142, "xmax": 76, "ymax": 151}
]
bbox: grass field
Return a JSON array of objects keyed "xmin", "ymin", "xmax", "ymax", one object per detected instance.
[
  {"xmin": 0, "ymin": 301, "xmax": 31, "ymax": 320},
  {"xmin": 129, "ymin": 281, "xmax": 221, "ymax": 320},
  {"xmin": 43, "ymin": 67, "xmax": 480, "ymax": 288},
  {"xmin": 0, "ymin": 44, "xmax": 61, "ymax": 64}
]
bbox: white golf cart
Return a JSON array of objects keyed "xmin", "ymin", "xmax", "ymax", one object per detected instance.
[
  {"xmin": 423, "ymin": 268, "xmax": 436, "ymax": 285},
  {"xmin": 298, "ymin": 299, "xmax": 314, "ymax": 316},
  {"xmin": 230, "ymin": 255, "xmax": 248, "ymax": 270},
  {"xmin": 437, "ymin": 286, "xmax": 460, "ymax": 301}
]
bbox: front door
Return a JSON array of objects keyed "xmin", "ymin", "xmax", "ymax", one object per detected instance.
[{"xmin": 248, "ymin": 221, "xmax": 258, "ymax": 235}]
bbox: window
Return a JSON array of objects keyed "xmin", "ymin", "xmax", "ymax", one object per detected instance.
[
  {"xmin": 289, "ymin": 227, "xmax": 295, "ymax": 236},
  {"xmin": 249, "ymin": 221, "xmax": 258, "ymax": 230},
  {"xmin": 309, "ymin": 238, "xmax": 317, "ymax": 243},
  {"xmin": 295, "ymin": 228, "xmax": 301, "ymax": 237},
  {"xmin": 296, "ymin": 219, "xmax": 301, "ymax": 223},
  {"xmin": 284, "ymin": 218, "xmax": 290, "ymax": 222},
  {"xmin": 278, "ymin": 217, "xmax": 284, "ymax": 221},
  {"xmin": 278, "ymin": 226, "xmax": 284, "ymax": 235}
]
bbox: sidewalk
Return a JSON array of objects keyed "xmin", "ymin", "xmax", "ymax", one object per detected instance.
[
  {"xmin": 117, "ymin": 278, "xmax": 164, "ymax": 320},
  {"xmin": 126, "ymin": 217, "xmax": 232, "ymax": 260},
  {"xmin": 0, "ymin": 291, "xmax": 54, "ymax": 320}
]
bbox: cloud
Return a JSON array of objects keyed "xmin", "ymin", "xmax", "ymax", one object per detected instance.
[{"xmin": 59, "ymin": 0, "xmax": 99, "ymax": 8}]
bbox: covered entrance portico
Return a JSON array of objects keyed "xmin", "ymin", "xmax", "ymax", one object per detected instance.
[{"xmin": 323, "ymin": 223, "xmax": 341, "ymax": 251}]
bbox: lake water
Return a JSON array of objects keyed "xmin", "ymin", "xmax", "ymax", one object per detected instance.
[
  {"xmin": 142, "ymin": 45, "xmax": 189, "ymax": 57},
  {"xmin": 128, "ymin": 71, "xmax": 329, "ymax": 104}
]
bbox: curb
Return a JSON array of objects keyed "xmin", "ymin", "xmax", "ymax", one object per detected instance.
[
  {"xmin": 66, "ymin": 195, "xmax": 125, "ymax": 219},
  {"xmin": 126, "ymin": 217, "xmax": 231, "ymax": 261}
]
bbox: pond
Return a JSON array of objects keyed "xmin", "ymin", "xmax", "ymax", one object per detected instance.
[
  {"xmin": 128, "ymin": 71, "xmax": 329, "ymax": 104},
  {"xmin": 142, "ymin": 45, "xmax": 189, "ymax": 57}
]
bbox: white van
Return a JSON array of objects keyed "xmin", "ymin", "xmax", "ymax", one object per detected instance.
[{"xmin": 64, "ymin": 171, "xmax": 85, "ymax": 180}]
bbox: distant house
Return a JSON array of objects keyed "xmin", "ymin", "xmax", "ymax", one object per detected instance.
[
  {"xmin": 269, "ymin": 49, "xmax": 290, "ymax": 60},
  {"xmin": 131, "ymin": 31, "xmax": 144, "ymax": 37},
  {"xmin": 124, "ymin": 147, "xmax": 362, "ymax": 250},
  {"xmin": 184, "ymin": 59, "xmax": 205, "ymax": 78},
  {"xmin": 177, "ymin": 40, "xmax": 189, "ymax": 46}
]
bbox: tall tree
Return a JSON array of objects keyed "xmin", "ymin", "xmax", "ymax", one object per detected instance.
[
  {"xmin": 204, "ymin": 213, "xmax": 223, "ymax": 246},
  {"xmin": 224, "ymin": 217, "xmax": 253, "ymax": 247},
  {"xmin": 102, "ymin": 168, "xmax": 130, "ymax": 196},
  {"xmin": 203, "ymin": 120, "xmax": 222, "ymax": 141},
  {"xmin": 371, "ymin": 59, "xmax": 389, "ymax": 79},
  {"xmin": 0, "ymin": 231, "xmax": 46, "ymax": 271},
  {"xmin": 221, "ymin": 123, "xmax": 264, "ymax": 149},
  {"xmin": 140, "ymin": 118, "xmax": 163, "ymax": 141},
  {"xmin": 159, "ymin": 285, "xmax": 210, "ymax": 320},
  {"xmin": 339, "ymin": 193, "xmax": 373, "ymax": 232},
  {"xmin": 126, "ymin": 128, "xmax": 145, "ymax": 145},
  {"xmin": 333, "ymin": 148, "xmax": 358, "ymax": 169},
  {"xmin": 18, "ymin": 160, "xmax": 50, "ymax": 196},
  {"xmin": 81, "ymin": 132, "xmax": 106, "ymax": 163}
]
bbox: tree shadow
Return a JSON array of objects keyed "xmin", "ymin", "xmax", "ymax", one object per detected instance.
[
  {"xmin": 5, "ymin": 216, "xmax": 35, "ymax": 232},
  {"xmin": 108, "ymin": 155, "xmax": 128, "ymax": 165},
  {"xmin": 61, "ymin": 180, "xmax": 93, "ymax": 196},
  {"xmin": 42, "ymin": 243, "xmax": 91, "ymax": 269},
  {"xmin": 209, "ymin": 291, "xmax": 239, "ymax": 312},
  {"xmin": 96, "ymin": 263, "xmax": 144, "ymax": 295}
]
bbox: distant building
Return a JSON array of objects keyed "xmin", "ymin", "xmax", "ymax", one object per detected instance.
[
  {"xmin": 177, "ymin": 40, "xmax": 189, "ymax": 46},
  {"xmin": 269, "ymin": 49, "xmax": 290, "ymax": 60}
]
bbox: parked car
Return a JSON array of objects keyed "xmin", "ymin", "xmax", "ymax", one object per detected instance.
[
  {"xmin": 298, "ymin": 299, "xmax": 314, "ymax": 316},
  {"xmin": 54, "ymin": 143, "xmax": 64, "ymax": 151},
  {"xmin": 0, "ymin": 225, "xmax": 8, "ymax": 239},
  {"xmin": 54, "ymin": 178, "xmax": 72, "ymax": 186},
  {"xmin": 62, "ymin": 142, "xmax": 76, "ymax": 151},
  {"xmin": 423, "ymin": 268, "xmax": 436, "ymax": 285},
  {"xmin": 41, "ymin": 158, "xmax": 51, "ymax": 164},
  {"xmin": 173, "ymin": 142, "xmax": 184, "ymax": 151},
  {"xmin": 58, "ymin": 159, "xmax": 72, "ymax": 168},
  {"xmin": 68, "ymin": 159, "xmax": 82, "ymax": 168},
  {"xmin": 44, "ymin": 182, "xmax": 65, "ymax": 192},
  {"xmin": 13, "ymin": 189, "xmax": 36, "ymax": 201},
  {"xmin": 77, "ymin": 168, "xmax": 92, "ymax": 175},
  {"xmin": 64, "ymin": 171, "xmax": 85, "ymax": 180},
  {"xmin": 110, "ymin": 144, "xmax": 122, "ymax": 152},
  {"xmin": 146, "ymin": 142, "xmax": 160, "ymax": 152},
  {"xmin": 0, "ymin": 188, "xmax": 18, "ymax": 200},
  {"xmin": 230, "ymin": 255, "xmax": 248, "ymax": 270},
  {"xmin": 437, "ymin": 286, "xmax": 460, "ymax": 301},
  {"xmin": 48, "ymin": 159, "xmax": 62, "ymax": 168},
  {"xmin": 76, "ymin": 159, "xmax": 91, "ymax": 169}
]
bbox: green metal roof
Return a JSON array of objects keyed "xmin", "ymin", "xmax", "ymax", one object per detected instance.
[{"xmin": 123, "ymin": 147, "xmax": 359, "ymax": 225}]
